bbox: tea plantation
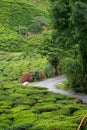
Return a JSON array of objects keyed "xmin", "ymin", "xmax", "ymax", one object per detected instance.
[
  {"xmin": 0, "ymin": 0, "xmax": 87, "ymax": 129},
  {"xmin": 0, "ymin": 0, "xmax": 49, "ymax": 52},
  {"xmin": 0, "ymin": 83, "xmax": 87, "ymax": 130},
  {"xmin": 0, "ymin": 52, "xmax": 47, "ymax": 83}
]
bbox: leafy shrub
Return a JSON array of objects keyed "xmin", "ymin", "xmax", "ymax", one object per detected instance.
[
  {"xmin": 33, "ymin": 16, "xmax": 48, "ymax": 26},
  {"xmin": 32, "ymin": 120, "xmax": 77, "ymax": 130},
  {"xmin": 28, "ymin": 23, "xmax": 43, "ymax": 34},
  {"xmin": 0, "ymin": 83, "xmax": 87, "ymax": 130},
  {"xmin": 33, "ymin": 71, "xmax": 40, "ymax": 81},
  {"xmin": 33, "ymin": 104, "xmax": 60, "ymax": 114},
  {"xmin": 33, "ymin": 71, "xmax": 45, "ymax": 81},
  {"xmin": 5, "ymin": 123, "xmax": 33, "ymax": 130},
  {"xmin": 63, "ymin": 58, "xmax": 84, "ymax": 93},
  {"xmin": 44, "ymin": 63, "xmax": 54, "ymax": 78}
]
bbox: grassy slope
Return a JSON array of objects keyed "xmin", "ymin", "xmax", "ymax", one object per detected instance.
[
  {"xmin": 0, "ymin": 0, "xmax": 50, "ymax": 51},
  {"xmin": 28, "ymin": 0, "xmax": 50, "ymax": 10},
  {"xmin": 0, "ymin": 83, "xmax": 87, "ymax": 130},
  {"xmin": 0, "ymin": 0, "xmax": 48, "ymax": 28}
]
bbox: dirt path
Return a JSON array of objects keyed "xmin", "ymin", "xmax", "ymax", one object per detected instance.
[{"xmin": 33, "ymin": 75, "xmax": 87, "ymax": 104}]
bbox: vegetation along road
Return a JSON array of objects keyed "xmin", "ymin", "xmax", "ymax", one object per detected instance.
[{"xmin": 33, "ymin": 75, "xmax": 87, "ymax": 104}]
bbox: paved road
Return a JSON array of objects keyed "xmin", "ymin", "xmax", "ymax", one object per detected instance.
[{"xmin": 33, "ymin": 75, "xmax": 87, "ymax": 104}]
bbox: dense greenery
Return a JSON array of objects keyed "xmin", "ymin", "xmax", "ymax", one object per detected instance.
[
  {"xmin": 0, "ymin": 0, "xmax": 48, "ymax": 28},
  {"xmin": 50, "ymin": 0, "xmax": 87, "ymax": 93},
  {"xmin": 0, "ymin": 83, "xmax": 87, "ymax": 130},
  {"xmin": 0, "ymin": 0, "xmax": 87, "ymax": 129},
  {"xmin": 38, "ymin": 31, "xmax": 62, "ymax": 76},
  {"xmin": 0, "ymin": 52, "xmax": 47, "ymax": 82},
  {"xmin": 0, "ymin": 0, "xmax": 49, "ymax": 52}
]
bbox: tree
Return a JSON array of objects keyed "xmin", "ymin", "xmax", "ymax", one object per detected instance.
[
  {"xmin": 50, "ymin": 0, "xmax": 87, "ymax": 92},
  {"xmin": 39, "ymin": 31, "xmax": 61, "ymax": 76},
  {"xmin": 70, "ymin": 1, "xmax": 87, "ymax": 91}
]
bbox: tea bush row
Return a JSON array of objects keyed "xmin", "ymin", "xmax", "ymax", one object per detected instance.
[{"xmin": 0, "ymin": 83, "xmax": 87, "ymax": 130}]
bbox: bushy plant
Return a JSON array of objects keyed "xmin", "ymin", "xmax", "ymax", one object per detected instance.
[
  {"xmin": 28, "ymin": 23, "xmax": 43, "ymax": 34},
  {"xmin": 33, "ymin": 71, "xmax": 45, "ymax": 81},
  {"xmin": 44, "ymin": 63, "xmax": 54, "ymax": 78},
  {"xmin": 0, "ymin": 83, "xmax": 87, "ymax": 130},
  {"xmin": 33, "ymin": 16, "xmax": 48, "ymax": 26},
  {"xmin": 63, "ymin": 58, "xmax": 84, "ymax": 93},
  {"xmin": 5, "ymin": 123, "xmax": 32, "ymax": 130},
  {"xmin": 33, "ymin": 71, "xmax": 40, "ymax": 81},
  {"xmin": 20, "ymin": 72, "xmax": 33, "ymax": 83}
]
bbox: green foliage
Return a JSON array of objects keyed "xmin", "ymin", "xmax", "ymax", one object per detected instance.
[
  {"xmin": 56, "ymin": 80, "xmax": 71, "ymax": 91},
  {"xmin": 0, "ymin": 0, "xmax": 48, "ymax": 29},
  {"xmin": 50, "ymin": 0, "xmax": 87, "ymax": 92},
  {"xmin": 0, "ymin": 1, "xmax": 87, "ymax": 129},
  {"xmin": 63, "ymin": 58, "xmax": 84, "ymax": 92},
  {"xmin": 28, "ymin": 0, "xmax": 50, "ymax": 11},
  {"xmin": 28, "ymin": 23, "xmax": 43, "ymax": 34},
  {"xmin": 28, "ymin": 15, "xmax": 48, "ymax": 34},
  {"xmin": 0, "ymin": 0, "xmax": 49, "ymax": 52},
  {"xmin": 33, "ymin": 16, "xmax": 48, "ymax": 26},
  {"xmin": 0, "ymin": 83, "xmax": 87, "ymax": 130},
  {"xmin": 44, "ymin": 63, "xmax": 54, "ymax": 77},
  {"xmin": 38, "ymin": 31, "xmax": 62, "ymax": 76},
  {"xmin": 0, "ymin": 24, "xmax": 29, "ymax": 52},
  {"xmin": 0, "ymin": 53, "xmax": 47, "ymax": 82}
]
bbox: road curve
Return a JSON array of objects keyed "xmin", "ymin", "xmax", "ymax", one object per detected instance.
[{"xmin": 33, "ymin": 75, "xmax": 87, "ymax": 104}]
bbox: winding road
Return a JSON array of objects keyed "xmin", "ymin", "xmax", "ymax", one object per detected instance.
[{"xmin": 33, "ymin": 75, "xmax": 87, "ymax": 104}]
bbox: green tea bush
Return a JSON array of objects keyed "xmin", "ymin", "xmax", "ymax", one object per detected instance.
[
  {"xmin": 33, "ymin": 104, "xmax": 60, "ymax": 114},
  {"xmin": 5, "ymin": 123, "xmax": 33, "ymax": 130},
  {"xmin": 0, "ymin": 83, "xmax": 87, "ymax": 130},
  {"xmin": 32, "ymin": 120, "xmax": 77, "ymax": 130}
]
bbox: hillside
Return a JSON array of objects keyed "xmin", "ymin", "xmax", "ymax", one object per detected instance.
[
  {"xmin": 0, "ymin": 1, "xmax": 87, "ymax": 130},
  {"xmin": 0, "ymin": 0, "xmax": 50, "ymax": 51},
  {"xmin": 0, "ymin": 0, "xmax": 49, "ymax": 28}
]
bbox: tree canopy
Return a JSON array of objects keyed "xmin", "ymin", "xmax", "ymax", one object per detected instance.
[{"xmin": 50, "ymin": 0, "xmax": 87, "ymax": 92}]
